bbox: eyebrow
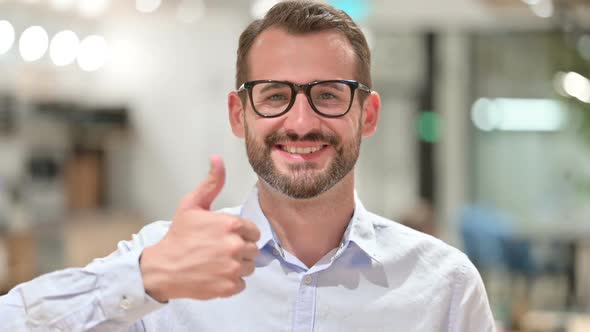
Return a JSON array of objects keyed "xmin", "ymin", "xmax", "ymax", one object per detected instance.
[
  {"xmin": 259, "ymin": 83, "xmax": 289, "ymax": 94},
  {"xmin": 257, "ymin": 80, "xmax": 347, "ymax": 94},
  {"xmin": 318, "ymin": 82, "xmax": 345, "ymax": 91}
]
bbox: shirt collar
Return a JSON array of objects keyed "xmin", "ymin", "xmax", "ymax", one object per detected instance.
[
  {"xmin": 344, "ymin": 191, "xmax": 381, "ymax": 263},
  {"xmin": 239, "ymin": 186, "xmax": 381, "ymax": 263},
  {"xmin": 240, "ymin": 186, "xmax": 276, "ymax": 250}
]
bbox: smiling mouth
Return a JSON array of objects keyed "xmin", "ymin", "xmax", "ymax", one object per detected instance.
[{"xmin": 276, "ymin": 144, "xmax": 329, "ymax": 155}]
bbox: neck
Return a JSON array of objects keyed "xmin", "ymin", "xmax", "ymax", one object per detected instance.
[{"xmin": 257, "ymin": 172, "xmax": 356, "ymax": 268}]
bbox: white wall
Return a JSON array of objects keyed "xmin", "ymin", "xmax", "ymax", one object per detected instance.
[{"xmin": 95, "ymin": 10, "xmax": 256, "ymax": 219}]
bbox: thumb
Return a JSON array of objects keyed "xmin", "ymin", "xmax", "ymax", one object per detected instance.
[{"xmin": 178, "ymin": 155, "xmax": 226, "ymax": 212}]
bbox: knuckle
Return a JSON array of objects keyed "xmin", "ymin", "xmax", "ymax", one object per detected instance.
[
  {"xmin": 248, "ymin": 221, "xmax": 261, "ymax": 239},
  {"xmin": 243, "ymin": 263, "xmax": 256, "ymax": 276},
  {"xmin": 220, "ymin": 280, "xmax": 244, "ymax": 297},
  {"xmin": 226, "ymin": 237, "xmax": 245, "ymax": 256},
  {"xmin": 225, "ymin": 260, "xmax": 242, "ymax": 276},
  {"xmin": 243, "ymin": 245, "xmax": 258, "ymax": 260},
  {"xmin": 249, "ymin": 243, "xmax": 260, "ymax": 254},
  {"xmin": 224, "ymin": 216, "xmax": 242, "ymax": 232}
]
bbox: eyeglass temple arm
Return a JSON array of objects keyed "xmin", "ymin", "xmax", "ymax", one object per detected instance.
[{"xmin": 357, "ymin": 83, "xmax": 371, "ymax": 92}]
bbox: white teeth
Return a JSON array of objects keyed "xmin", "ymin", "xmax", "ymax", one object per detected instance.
[{"xmin": 282, "ymin": 145, "xmax": 323, "ymax": 154}]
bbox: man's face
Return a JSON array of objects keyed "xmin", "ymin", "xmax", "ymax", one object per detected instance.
[{"xmin": 235, "ymin": 27, "xmax": 372, "ymax": 199}]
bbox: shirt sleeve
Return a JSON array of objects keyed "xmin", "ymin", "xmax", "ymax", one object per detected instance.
[
  {"xmin": 0, "ymin": 220, "xmax": 172, "ymax": 332},
  {"xmin": 449, "ymin": 254, "xmax": 497, "ymax": 332}
]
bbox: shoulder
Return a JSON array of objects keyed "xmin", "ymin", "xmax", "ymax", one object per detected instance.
[
  {"xmin": 366, "ymin": 212, "xmax": 490, "ymax": 315},
  {"xmin": 367, "ymin": 211, "xmax": 475, "ymax": 278}
]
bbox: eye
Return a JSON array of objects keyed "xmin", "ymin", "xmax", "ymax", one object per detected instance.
[
  {"xmin": 268, "ymin": 94, "xmax": 288, "ymax": 101},
  {"xmin": 318, "ymin": 92, "xmax": 337, "ymax": 100}
]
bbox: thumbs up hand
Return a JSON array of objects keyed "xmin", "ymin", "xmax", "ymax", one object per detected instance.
[{"xmin": 140, "ymin": 155, "xmax": 261, "ymax": 302}]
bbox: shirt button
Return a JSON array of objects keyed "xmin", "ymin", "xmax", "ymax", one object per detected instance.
[
  {"xmin": 303, "ymin": 275, "xmax": 313, "ymax": 285},
  {"xmin": 272, "ymin": 248, "xmax": 281, "ymax": 256},
  {"xmin": 120, "ymin": 296, "xmax": 132, "ymax": 310}
]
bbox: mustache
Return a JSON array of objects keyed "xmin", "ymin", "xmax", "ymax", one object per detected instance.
[{"xmin": 265, "ymin": 131, "xmax": 340, "ymax": 146}]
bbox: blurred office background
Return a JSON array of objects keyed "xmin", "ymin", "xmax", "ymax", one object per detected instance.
[{"xmin": 1, "ymin": 0, "xmax": 590, "ymax": 330}]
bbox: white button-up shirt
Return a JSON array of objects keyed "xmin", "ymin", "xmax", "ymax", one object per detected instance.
[{"xmin": 0, "ymin": 188, "xmax": 496, "ymax": 331}]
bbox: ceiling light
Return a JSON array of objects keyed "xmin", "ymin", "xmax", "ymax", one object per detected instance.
[
  {"xmin": 562, "ymin": 71, "xmax": 590, "ymax": 103},
  {"xmin": 19, "ymin": 26, "xmax": 49, "ymax": 62},
  {"xmin": 0, "ymin": 20, "xmax": 15, "ymax": 55},
  {"xmin": 50, "ymin": 30, "xmax": 80, "ymax": 66},
  {"xmin": 471, "ymin": 98, "xmax": 567, "ymax": 132},
  {"xmin": 529, "ymin": 0, "xmax": 554, "ymax": 18},
  {"xmin": 77, "ymin": 35, "xmax": 108, "ymax": 72}
]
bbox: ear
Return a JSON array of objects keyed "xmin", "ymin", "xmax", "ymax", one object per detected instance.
[
  {"xmin": 228, "ymin": 91, "xmax": 246, "ymax": 138},
  {"xmin": 360, "ymin": 91, "xmax": 381, "ymax": 137}
]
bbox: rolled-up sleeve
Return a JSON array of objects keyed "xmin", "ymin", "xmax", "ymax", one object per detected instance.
[{"xmin": 0, "ymin": 220, "xmax": 171, "ymax": 332}]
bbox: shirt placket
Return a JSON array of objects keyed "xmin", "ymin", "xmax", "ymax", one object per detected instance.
[{"xmin": 292, "ymin": 273, "xmax": 317, "ymax": 332}]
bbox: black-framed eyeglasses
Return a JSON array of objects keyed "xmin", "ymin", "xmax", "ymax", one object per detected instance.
[{"xmin": 237, "ymin": 79, "xmax": 371, "ymax": 118}]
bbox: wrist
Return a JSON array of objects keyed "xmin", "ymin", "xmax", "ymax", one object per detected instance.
[{"xmin": 140, "ymin": 245, "xmax": 170, "ymax": 303}]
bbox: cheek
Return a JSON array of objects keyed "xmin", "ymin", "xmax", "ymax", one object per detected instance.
[
  {"xmin": 245, "ymin": 116, "xmax": 282, "ymax": 139},
  {"xmin": 332, "ymin": 115, "xmax": 362, "ymax": 137},
  {"xmin": 245, "ymin": 112, "xmax": 361, "ymax": 139}
]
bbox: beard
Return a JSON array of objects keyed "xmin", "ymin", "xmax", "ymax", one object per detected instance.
[{"xmin": 245, "ymin": 124, "xmax": 361, "ymax": 199}]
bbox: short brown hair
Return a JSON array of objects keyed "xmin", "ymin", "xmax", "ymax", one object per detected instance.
[{"xmin": 235, "ymin": 0, "xmax": 372, "ymax": 90}]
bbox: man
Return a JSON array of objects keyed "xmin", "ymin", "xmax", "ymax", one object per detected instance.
[{"xmin": 0, "ymin": 1, "xmax": 496, "ymax": 331}]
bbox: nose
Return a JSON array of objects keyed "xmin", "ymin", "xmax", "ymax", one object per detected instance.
[{"xmin": 282, "ymin": 92, "xmax": 321, "ymax": 136}]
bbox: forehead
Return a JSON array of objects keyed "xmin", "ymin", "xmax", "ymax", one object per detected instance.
[{"xmin": 247, "ymin": 27, "xmax": 356, "ymax": 83}]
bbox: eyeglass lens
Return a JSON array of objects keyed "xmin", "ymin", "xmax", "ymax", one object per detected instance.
[{"xmin": 251, "ymin": 81, "xmax": 351, "ymax": 116}]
